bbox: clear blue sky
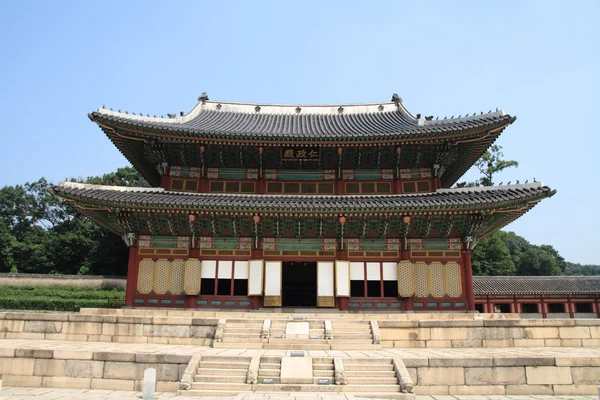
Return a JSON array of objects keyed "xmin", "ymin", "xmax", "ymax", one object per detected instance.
[{"xmin": 1, "ymin": 1, "xmax": 598, "ymax": 264}]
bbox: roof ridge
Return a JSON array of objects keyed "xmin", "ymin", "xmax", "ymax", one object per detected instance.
[
  {"xmin": 437, "ymin": 182, "xmax": 545, "ymax": 193},
  {"xmin": 59, "ymin": 181, "xmax": 165, "ymax": 193}
]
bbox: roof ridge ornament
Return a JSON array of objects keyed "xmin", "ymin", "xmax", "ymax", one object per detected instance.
[
  {"xmin": 391, "ymin": 93, "xmax": 402, "ymax": 104},
  {"xmin": 198, "ymin": 92, "xmax": 209, "ymax": 104}
]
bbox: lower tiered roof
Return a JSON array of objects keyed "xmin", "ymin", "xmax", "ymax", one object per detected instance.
[{"xmin": 51, "ymin": 182, "xmax": 555, "ymax": 241}]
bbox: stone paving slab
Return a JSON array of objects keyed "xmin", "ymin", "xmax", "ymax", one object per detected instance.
[
  {"xmin": 0, "ymin": 387, "xmax": 598, "ymax": 400},
  {"xmin": 0, "ymin": 339, "xmax": 599, "ymax": 360}
]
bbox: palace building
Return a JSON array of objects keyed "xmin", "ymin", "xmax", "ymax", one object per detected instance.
[{"xmin": 51, "ymin": 93, "xmax": 557, "ymax": 311}]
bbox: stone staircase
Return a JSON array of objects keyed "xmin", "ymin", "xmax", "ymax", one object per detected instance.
[
  {"xmin": 330, "ymin": 320, "xmax": 380, "ymax": 349},
  {"xmin": 344, "ymin": 358, "xmax": 400, "ymax": 387},
  {"xmin": 184, "ymin": 355, "xmax": 253, "ymax": 396},
  {"xmin": 312, "ymin": 357, "xmax": 335, "ymax": 384},
  {"xmin": 214, "ymin": 319, "xmax": 265, "ymax": 348},
  {"xmin": 257, "ymin": 356, "xmax": 281, "ymax": 384},
  {"xmin": 265, "ymin": 319, "xmax": 330, "ymax": 350}
]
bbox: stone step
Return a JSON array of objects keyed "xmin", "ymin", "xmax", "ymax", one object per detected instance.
[
  {"xmin": 313, "ymin": 364, "xmax": 334, "ymax": 370},
  {"xmin": 200, "ymin": 355, "xmax": 252, "ymax": 363},
  {"xmin": 212, "ymin": 342, "xmax": 264, "ymax": 349},
  {"xmin": 258, "ymin": 369, "xmax": 281, "ymax": 377},
  {"xmin": 346, "ymin": 377, "xmax": 398, "ymax": 385},
  {"xmin": 257, "ymin": 377, "xmax": 281, "ymax": 384},
  {"xmin": 224, "ymin": 327, "xmax": 262, "ymax": 333},
  {"xmin": 221, "ymin": 337, "xmax": 266, "ymax": 343},
  {"xmin": 313, "ymin": 371, "xmax": 335, "ymax": 377},
  {"xmin": 312, "ymin": 358, "xmax": 334, "ymax": 364},
  {"xmin": 222, "ymin": 333, "xmax": 262, "ymax": 338},
  {"xmin": 334, "ymin": 333, "xmax": 373, "ymax": 338},
  {"xmin": 193, "ymin": 374, "xmax": 247, "ymax": 383},
  {"xmin": 346, "ymin": 370, "xmax": 396, "ymax": 377},
  {"xmin": 343, "ymin": 384, "xmax": 400, "ymax": 392},
  {"xmin": 329, "ymin": 338, "xmax": 374, "ymax": 343},
  {"xmin": 190, "ymin": 382, "xmax": 252, "ymax": 391},
  {"xmin": 199, "ymin": 361, "xmax": 250, "ymax": 369},
  {"xmin": 259, "ymin": 357, "xmax": 282, "ymax": 364},
  {"xmin": 264, "ymin": 343, "xmax": 331, "ymax": 350},
  {"xmin": 180, "ymin": 389, "xmax": 253, "ymax": 397},
  {"xmin": 196, "ymin": 368, "xmax": 247, "ymax": 377},
  {"xmin": 259, "ymin": 362, "xmax": 281, "ymax": 369},
  {"xmin": 225, "ymin": 319, "xmax": 264, "ymax": 324},
  {"xmin": 332, "ymin": 328, "xmax": 372, "ymax": 333},
  {"xmin": 330, "ymin": 343, "xmax": 381, "ymax": 350},
  {"xmin": 344, "ymin": 364, "xmax": 394, "ymax": 371},
  {"xmin": 268, "ymin": 338, "xmax": 328, "ymax": 344}
]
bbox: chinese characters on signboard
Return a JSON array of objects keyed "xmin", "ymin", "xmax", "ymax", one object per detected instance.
[{"xmin": 281, "ymin": 146, "xmax": 320, "ymax": 161}]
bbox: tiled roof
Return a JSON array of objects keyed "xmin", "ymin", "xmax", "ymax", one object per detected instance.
[
  {"xmin": 89, "ymin": 99, "xmax": 515, "ymax": 141},
  {"xmin": 52, "ymin": 182, "xmax": 554, "ymax": 213},
  {"xmin": 473, "ymin": 276, "xmax": 600, "ymax": 295}
]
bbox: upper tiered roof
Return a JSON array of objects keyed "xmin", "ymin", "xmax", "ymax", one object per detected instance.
[{"xmin": 90, "ymin": 94, "xmax": 514, "ymax": 141}]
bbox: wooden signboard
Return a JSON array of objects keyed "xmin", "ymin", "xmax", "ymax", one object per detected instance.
[{"xmin": 281, "ymin": 146, "xmax": 320, "ymax": 161}]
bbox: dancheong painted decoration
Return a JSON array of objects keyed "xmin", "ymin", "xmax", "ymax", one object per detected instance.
[{"xmin": 50, "ymin": 92, "xmax": 566, "ymax": 313}]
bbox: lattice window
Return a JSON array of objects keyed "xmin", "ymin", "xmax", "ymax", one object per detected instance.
[
  {"xmin": 414, "ymin": 262, "xmax": 429, "ymax": 297},
  {"xmin": 170, "ymin": 259, "xmax": 185, "ymax": 295},
  {"xmin": 137, "ymin": 259, "xmax": 155, "ymax": 294},
  {"xmin": 445, "ymin": 262, "xmax": 462, "ymax": 297},
  {"xmin": 184, "ymin": 259, "xmax": 202, "ymax": 295},
  {"xmin": 154, "ymin": 259, "xmax": 170, "ymax": 294},
  {"xmin": 397, "ymin": 261, "xmax": 414, "ymax": 297},
  {"xmin": 429, "ymin": 262, "xmax": 445, "ymax": 297}
]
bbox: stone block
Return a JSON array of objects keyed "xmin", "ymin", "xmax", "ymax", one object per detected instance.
[
  {"xmin": 285, "ymin": 322, "xmax": 310, "ymax": 339},
  {"xmin": 381, "ymin": 328, "xmax": 430, "ymax": 341},
  {"xmin": 0, "ymin": 357, "xmax": 35, "ymax": 375},
  {"xmin": 42, "ymin": 376, "xmax": 91, "ymax": 388},
  {"xmin": 102, "ymin": 361, "xmax": 138, "ymax": 380},
  {"xmin": 156, "ymin": 381, "xmax": 179, "ymax": 392},
  {"xmin": 590, "ymin": 326, "xmax": 600, "ymax": 338},
  {"xmin": 93, "ymin": 352, "xmax": 136, "ymax": 362},
  {"xmin": 582, "ymin": 338, "xmax": 600, "ymax": 347},
  {"xmin": 138, "ymin": 363, "xmax": 180, "ymax": 381},
  {"xmin": 152, "ymin": 316, "xmax": 193, "ymax": 325},
  {"xmin": 483, "ymin": 327, "xmax": 525, "ymax": 340},
  {"xmin": 166, "ymin": 337, "xmax": 207, "ymax": 345},
  {"xmin": 407, "ymin": 367, "xmax": 417, "ymax": 384},
  {"xmin": 525, "ymin": 366, "xmax": 572, "ymax": 384},
  {"xmin": 555, "ymin": 356, "xmax": 600, "ymax": 367},
  {"xmin": 53, "ymin": 349, "xmax": 94, "ymax": 360},
  {"xmin": 7, "ymin": 312, "xmax": 68, "ymax": 321},
  {"xmin": 44, "ymin": 333, "xmax": 88, "ymax": 341},
  {"xmin": 0, "ymin": 348, "xmax": 15, "ymax": 357},
  {"xmin": 112, "ymin": 335, "xmax": 148, "ymax": 343},
  {"xmin": 505, "ymin": 384, "xmax": 553, "ymax": 395},
  {"xmin": 493, "ymin": 356, "xmax": 554, "ymax": 367},
  {"xmin": 0, "ymin": 319, "xmax": 23, "ymax": 331},
  {"xmin": 34, "ymin": 359, "xmax": 66, "ymax": 376},
  {"xmin": 91, "ymin": 378, "xmax": 134, "ymax": 390},
  {"xmin": 23, "ymin": 320, "xmax": 62, "ymax": 333},
  {"xmin": 142, "ymin": 324, "xmax": 190, "ymax": 338},
  {"xmin": 426, "ymin": 340, "xmax": 452, "ymax": 348},
  {"xmin": 6, "ymin": 332, "xmax": 45, "ymax": 340},
  {"xmin": 571, "ymin": 367, "xmax": 600, "ymax": 384},
  {"xmin": 467, "ymin": 327, "xmax": 485, "ymax": 340},
  {"xmin": 558, "ymin": 326, "xmax": 590, "ymax": 338},
  {"xmin": 377, "ymin": 320, "xmax": 418, "ymax": 328},
  {"xmin": 429, "ymin": 327, "xmax": 468, "ymax": 340},
  {"xmin": 523, "ymin": 327, "xmax": 559, "ymax": 339},
  {"xmin": 464, "ymin": 367, "xmax": 525, "ymax": 385},
  {"xmin": 64, "ymin": 360, "xmax": 104, "ymax": 378},
  {"xmin": 553, "ymin": 384, "xmax": 598, "ymax": 395},
  {"xmin": 561, "ymin": 338, "xmax": 582, "ymax": 347},
  {"xmin": 2, "ymin": 374, "xmax": 43, "ymax": 387},
  {"xmin": 430, "ymin": 357, "xmax": 492, "ymax": 368},
  {"xmin": 117, "ymin": 316, "xmax": 152, "ymax": 324},
  {"xmin": 483, "ymin": 339, "xmax": 513, "ymax": 347},
  {"xmin": 420, "ymin": 320, "xmax": 483, "ymax": 328},
  {"xmin": 413, "ymin": 385, "xmax": 448, "ymax": 395},
  {"xmin": 62, "ymin": 322, "xmax": 102, "ymax": 335},
  {"xmin": 448, "ymin": 385, "xmax": 505, "ymax": 395},
  {"xmin": 280, "ymin": 357, "xmax": 313, "ymax": 384},
  {"xmin": 417, "ymin": 367, "xmax": 464, "ymax": 385},
  {"xmin": 191, "ymin": 318, "xmax": 219, "ymax": 326},
  {"xmin": 544, "ymin": 338, "xmax": 561, "ymax": 347},
  {"xmin": 451, "ymin": 340, "xmax": 482, "ymax": 348},
  {"xmin": 394, "ymin": 340, "xmax": 426, "ymax": 348},
  {"xmin": 402, "ymin": 357, "xmax": 429, "ymax": 368},
  {"xmin": 15, "ymin": 349, "xmax": 53, "ymax": 359},
  {"xmin": 69, "ymin": 314, "xmax": 111, "ymax": 323},
  {"xmin": 190, "ymin": 325, "xmax": 216, "ymax": 338},
  {"xmin": 513, "ymin": 339, "xmax": 546, "ymax": 347},
  {"xmin": 102, "ymin": 322, "xmax": 142, "ymax": 336},
  {"xmin": 135, "ymin": 353, "xmax": 190, "ymax": 364},
  {"xmin": 147, "ymin": 337, "xmax": 169, "ymax": 344}
]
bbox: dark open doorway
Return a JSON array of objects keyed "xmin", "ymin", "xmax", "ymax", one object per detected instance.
[{"xmin": 282, "ymin": 261, "xmax": 317, "ymax": 307}]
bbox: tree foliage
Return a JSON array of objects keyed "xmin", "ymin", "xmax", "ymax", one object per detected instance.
[
  {"xmin": 473, "ymin": 144, "xmax": 519, "ymax": 187},
  {"xmin": 0, "ymin": 167, "xmax": 147, "ymax": 276}
]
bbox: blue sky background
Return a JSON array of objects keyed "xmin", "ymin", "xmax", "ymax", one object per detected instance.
[{"xmin": 1, "ymin": 1, "xmax": 598, "ymax": 264}]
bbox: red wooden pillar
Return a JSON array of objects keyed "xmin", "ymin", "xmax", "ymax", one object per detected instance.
[
  {"xmin": 160, "ymin": 175, "xmax": 170, "ymax": 190},
  {"xmin": 125, "ymin": 247, "xmax": 139, "ymax": 307},
  {"xmin": 540, "ymin": 298, "xmax": 547, "ymax": 318},
  {"xmin": 462, "ymin": 249, "xmax": 475, "ymax": 311}
]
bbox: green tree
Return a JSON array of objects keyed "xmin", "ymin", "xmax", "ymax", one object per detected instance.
[
  {"xmin": 471, "ymin": 232, "xmax": 516, "ymax": 275},
  {"xmin": 473, "ymin": 144, "xmax": 519, "ymax": 186}
]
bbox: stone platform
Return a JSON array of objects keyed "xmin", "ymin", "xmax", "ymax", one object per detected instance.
[{"xmin": 0, "ymin": 309, "xmax": 598, "ymax": 397}]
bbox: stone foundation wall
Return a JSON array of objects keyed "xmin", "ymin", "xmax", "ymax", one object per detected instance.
[
  {"xmin": 406, "ymin": 355, "xmax": 600, "ymax": 395},
  {"xmin": 0, "ymin": 348, "xmax": 189, "ymax": 392},
  {"xmin": 0, "ymin": 312, "xmax": 216, "ymax": 345},
  {"xmin": 379, "ymin": 319, "xmax": 600, "ymax": 348}
]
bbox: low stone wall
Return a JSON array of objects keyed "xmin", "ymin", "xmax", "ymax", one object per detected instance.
[
  {"xmin": 0, "ymin": 347, "xmax": 189, "ymax": 392},
  {"xmin": 379, "ymin": 319, "xmax": 600, "ymax": 348},
  {"xmin": 0, "ymin": 273, "xmax": 126, "ymax": 289},
  {"xmin": 405, "ymin": 354, "xmax": 600, "ymax": 395},
  {"xmin": 0, "ymin": 312, "xmax": 216, "ymax": 345}
]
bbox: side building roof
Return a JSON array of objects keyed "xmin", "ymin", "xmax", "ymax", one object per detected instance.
[{"xmin": 474, "ymin": 276, "xmax": 600, "ymax": 296}]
